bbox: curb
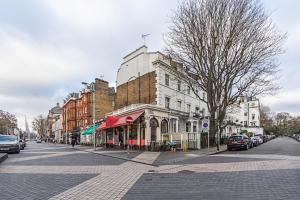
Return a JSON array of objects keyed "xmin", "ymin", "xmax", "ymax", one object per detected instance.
[
  {"xmin": 73, "ymin": 147, "xmax": 159, "ymax": 167},
  {"xmin": 0, "ymin": 153, "xmax": 8, "ymax": 164},
  {"xmin": 207, "ymin": 149, "xmax": 227, "ymax": 155}
]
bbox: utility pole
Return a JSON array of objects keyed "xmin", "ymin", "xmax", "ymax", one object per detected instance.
[{"xmin": 92, "ymin": 83, "xmax": 96, "ymax": 151}]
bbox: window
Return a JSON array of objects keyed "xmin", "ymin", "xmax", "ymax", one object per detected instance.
[
  {"xmin": 187, "ymin": 86, "xmax": 191, "ymax": 95},
  {"xmin": 161, "ymin": 119, "xmax": 168, "ymax": 134},
  {"xmin": 244, "ymin": 112, "xmax": 247, "ymax": 116},
  {"xmin": 177, "ymin": 100, "xmax": 182, "ymax": 110},
  {"xmin": 244, "ymin": 121, "xmax": 248, "ymax": 126},
  {"xmin": 165, "ymin": 74, "xmax": 170, "ymax": 86},
  {"xmin": 177, "ymin": 80, "xmax": 181, "ymax": 91},
  {"xmin": 195, "ymin": 107, "xmax": 200, "ymax": 114},
  {"xmin": 252, "ymin": 114, "xmax": 255, "ymax": 120},
  {"xmin": 187, "ymin": 104, "xmax": 191, "ymax": 113},
  {"xmin": 202, "ymin": 108, "xmax": 206, "ymax": 116},
  {"xmin": 165, "ymin": 97, "xmax": 170, "ymax": 109}
]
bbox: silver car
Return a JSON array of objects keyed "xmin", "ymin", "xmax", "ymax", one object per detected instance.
[{"xmin": 0, "ymin": 134, "xmax": 20, "ymax": 153}]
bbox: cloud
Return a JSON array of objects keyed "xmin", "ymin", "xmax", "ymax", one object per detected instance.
[
  {"xmin": 40, "ymin": 0, "xmax": 121, "ymax": 32},
  {"xmin": 0, "ymin": 27, "xmax": 94, "ymax": 129},
  {"xmin": 261, "ymin": 89, "xmax": 300, "ymax": 115}
]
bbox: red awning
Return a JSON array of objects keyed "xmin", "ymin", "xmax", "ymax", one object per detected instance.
[
  {"xmin": 112, "ymin": 110, "xmax": 144, "ymax": 127},
  {"xmin": 97, "ymin": 110, "xmax": 144, "ymax": 130},
  {"xmin": 98, "ymin": 122, "xmax": 106, "ymax": 130}
]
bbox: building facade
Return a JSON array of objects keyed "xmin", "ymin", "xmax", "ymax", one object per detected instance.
[
  {"xmin": 46, "ymin": 103, "xmax": 62, "ymax": 142},
  {"xmin": 62, "ymin": 78, "xmax": 115, "ymax": 143},
  {"xmin": 224, "ymin": 96, "xmax": 262, "ymax": 136},
  {"xmin": 98, "ymin": 46, "xmax": 263, "ymax": 150},
  {"xmin": 99, "ymin": 46, "xmax": 208, "ymax": 149}
]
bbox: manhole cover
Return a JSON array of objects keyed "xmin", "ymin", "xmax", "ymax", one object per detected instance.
[{"xmin": 178, "ymin": 170, "xmax": 195, "ymax": 174}]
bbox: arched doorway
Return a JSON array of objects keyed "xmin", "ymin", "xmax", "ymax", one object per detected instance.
[{"xmin": 150, "ymin": 118, "xmax": 159, "ymax": 142}]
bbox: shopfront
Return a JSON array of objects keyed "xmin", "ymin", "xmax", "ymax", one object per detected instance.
[{"xmin": 97, "ymin": 110, "xmax": 145, "ymax": 148}]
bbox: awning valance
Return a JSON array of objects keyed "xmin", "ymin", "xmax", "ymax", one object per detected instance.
[
  {"xmin": 97, "ymin": 110, "xmax": 144, "ymax": 130},
  {"xmin": 83, "ymin": 123, "xmax": 101, "ymax": 135}
]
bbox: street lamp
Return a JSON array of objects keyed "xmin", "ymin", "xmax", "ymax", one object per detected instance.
[{"xmin": 216, "ymin": 100, "xmax": 221, "ymax": 151}]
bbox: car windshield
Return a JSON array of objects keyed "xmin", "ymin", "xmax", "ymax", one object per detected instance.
[
  {"xmin": 229, "ymin": 136, "xmax": 243, "ymax": 141},
  {"xmin": 0, "ymin": 135, "xmax": 17, "ymax": 142}
]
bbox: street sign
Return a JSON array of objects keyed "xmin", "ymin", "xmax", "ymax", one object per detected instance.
[{"xmin": 202, "ymin": 119, "xmax": 209, "ymax": 130}]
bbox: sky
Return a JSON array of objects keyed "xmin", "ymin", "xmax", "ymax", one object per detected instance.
[{"xmin": 0, "ymin": 0, "xmax": 299, "ymax": 131}]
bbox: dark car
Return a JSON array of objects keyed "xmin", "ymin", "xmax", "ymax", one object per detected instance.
[
  {"xmin": 0, "ymin": 134, "xmax": 20, "ymax": 153},
  {"xmin": 262, "ymin": 135, "xmax": 268, "ymax": 143},
  {"xmin": 227, "ymin": 135, "xmax": 251, "ymax": 151}
]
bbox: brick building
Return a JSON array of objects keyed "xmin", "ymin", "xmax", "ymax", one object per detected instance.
[{"xmin": 62, "ymin": 78, "xmax": 115, "ymax": 143}]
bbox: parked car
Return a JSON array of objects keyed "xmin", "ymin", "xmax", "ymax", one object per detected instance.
[
  {"xmin": 250, "ymin": 137, "xmax": 259, "ymax": 147},
  {"xmin": 36, "ymin": 139, "xmax": 42, "ymax": 143},
  {"xmin": 227, "ymin": 135, "xmax": 251, "ymax": 151},
  {"xmin": 254, "ymin": 135, "xmax": 263, "ymax": 144},
  {"xmin": 0, "ymin": 134, "xmax": 20, "ymax": 153},
  {"xmin": 262, "ymin": 135, "xmax": 268, "ymax": 143}
]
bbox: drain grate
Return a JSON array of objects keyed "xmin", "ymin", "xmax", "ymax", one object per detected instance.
[
  {"xmin": 148, "ymin": 170, "xmax": 156, "ymax": 173},
  {"xmin": 178, "ymin": 170, "xmax": 195, "ymax": 174}
]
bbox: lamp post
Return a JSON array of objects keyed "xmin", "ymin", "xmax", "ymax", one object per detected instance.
[
  {"xmin": 216, "ymin": 100, "xmax": 221, "ymax": 151},
  {"xmin": 82, "ymin": 82, "xmax": 96, "ymax": 151},
  {"xmin": 91, "ymin": 83, "xmax": 96, "ymax": 151}
]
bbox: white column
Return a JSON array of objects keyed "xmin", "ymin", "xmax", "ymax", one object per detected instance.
[
  {"xmin": 197, "ymin": 121, "xmax": 201, "ymax": 149},
  {"xmin": 157, "ymin": 119, "xmax": 162, "ymax": 143},
  {"xmin": 190, "ymin": 121, "xmax": 194, "ymax": 133},
  {"xmin": 137, "ymin": 122, "xmax": 141, "ymax": 146},
  {"xmin": 145, "ymin": 119, "xmax": 151, "ymax": 146},
  {"xmin": 176, "ymin": 119, "xmax": 179, "ymax": 133}
]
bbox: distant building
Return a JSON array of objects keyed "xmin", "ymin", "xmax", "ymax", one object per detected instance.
[
  {"xmin": 46, "ymin": 103, "xmax": 63, "ymax": 142},
  {"xmin": 224, "ymin": 96, "xmax": 262, "ymax": 136}
]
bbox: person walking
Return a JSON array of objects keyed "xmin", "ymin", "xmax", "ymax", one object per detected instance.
[{"xmin": 71, "ymin": 135, "xmax": 76, "ymax": 148}]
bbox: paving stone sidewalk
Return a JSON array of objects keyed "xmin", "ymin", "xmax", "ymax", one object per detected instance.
[
  {"xmin": 0, "ymin": 153, "xmax": 8, "ymax": 164},
  {"xmin": 70, "ymin": 144, "xmax": 227, "ymax": 165}
]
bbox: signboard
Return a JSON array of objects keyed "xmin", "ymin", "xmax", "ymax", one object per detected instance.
[{"xmin": 202, "ymin": 119, "xmax": 209, "ymax": 130}]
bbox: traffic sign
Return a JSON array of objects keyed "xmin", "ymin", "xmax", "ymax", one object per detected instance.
[{"xmin": 202, "ymin": 119, "xmax": 209, "ymax": 130}]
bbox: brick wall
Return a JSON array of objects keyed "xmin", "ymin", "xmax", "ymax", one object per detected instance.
[
  {"xmin": 115, "ymin": 71, "xmax": 156, "ymax": 109},
  {"xmin": 62, "ymin": 99, "xmax": 77, "ymax": 133},
  {"xmin": 94, "ymin": 79, "xmax": 115, "ymax": 119}
]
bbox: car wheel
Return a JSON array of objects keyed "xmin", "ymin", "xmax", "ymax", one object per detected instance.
[
  {"xmin": 227, "ymin": 147, "xmax": 231, "ymax": 151},
  {"xmin": 244, "ymin": 144, "xmax": 249, "ymax": 150}
]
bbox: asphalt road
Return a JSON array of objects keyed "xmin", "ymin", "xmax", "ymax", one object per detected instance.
[{"xmin": 0, "ymin": 137, "xmax": 299, "ymax": 200}]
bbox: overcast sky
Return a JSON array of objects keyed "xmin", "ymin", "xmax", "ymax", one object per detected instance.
[{"xmin": 0, "ymin": 0, "xmax": 299, "ymax": 131}]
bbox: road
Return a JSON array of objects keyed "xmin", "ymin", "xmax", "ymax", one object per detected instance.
[{"xmin": 0, "ymin": 137, "xmax": 299, "ymax": 200}]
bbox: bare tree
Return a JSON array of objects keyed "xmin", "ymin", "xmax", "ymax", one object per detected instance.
[
  {"xmin": 165, "ymin": 0, "xmax": 285, "ymax": 149},
  {"xmin": 32, "ymin": 115, "xmax": 47, "ymax": 139},
  {"xmin": 0, "ymin": 110, "xmax": 17, "ymax": 134}
]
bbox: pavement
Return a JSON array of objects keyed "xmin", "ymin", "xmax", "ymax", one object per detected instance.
[
  {"xmin": 0, "ymin": 136, "xmax": 299, "ymax": 200},
  {"xmin": 72, "ymin": 143, "xmax": 228, "ymax": 166},
  {"xmin": 0, "ymin": 153, "xmax": 8, "ymax": 163}
]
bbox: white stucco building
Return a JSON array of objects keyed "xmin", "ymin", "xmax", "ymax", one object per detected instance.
[
  {"xmin": 99, "ymin": 46, "xmax": 263, "ymax": 150},
  {"xmin": 224, "ymin": 96, "xmax": 263, "ymax": 136},
  {"xmin": 99, "ymin": 46, "xmax": 208, "ymax": 149}
]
